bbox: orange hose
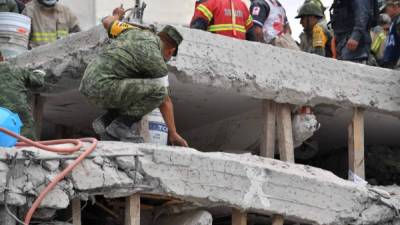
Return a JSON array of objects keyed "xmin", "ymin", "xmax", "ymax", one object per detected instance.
[{"xmin": 0, "ymin": 128, "xmax": 98, "ymax": 225}]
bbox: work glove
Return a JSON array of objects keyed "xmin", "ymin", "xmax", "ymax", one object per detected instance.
[{"xmin": 32, "ymin": 69, "xmax": 46, "ymax": 77}]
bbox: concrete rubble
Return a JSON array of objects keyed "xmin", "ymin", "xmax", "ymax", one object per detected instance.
[
  {"xmin": 0, "ymin": 142, "xmax": 399, "ymax": 225},
  {"xmin": 11, "ymin": 25, "xmax": 400, "ymax": 116},
  {"xmin": 3, "ymin": 21, "xmax": 400, "ymax": 225}
]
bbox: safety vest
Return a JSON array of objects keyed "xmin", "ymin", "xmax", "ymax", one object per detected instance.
[
  {"xmin": 22, "ymin": 0, "xmax": 80, "ymax": 47},
  {"xmin": 262, "ymin": 0, "xmax": 287, "ymax": 43},
  {"xmin": 194, "ymin": 0, "xmax": 253, "ymax": 40}
]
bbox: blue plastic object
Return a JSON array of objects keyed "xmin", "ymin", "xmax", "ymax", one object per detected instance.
[{"xmin": 0, "ymin": 107, "xmax": 22, "ymax": 147}]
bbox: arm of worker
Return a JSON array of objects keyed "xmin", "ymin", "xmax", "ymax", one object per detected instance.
[
  {"xmin": 66, "ymin": 7, "xmax": 81, "ymax": 33},
  {"xmin": 22, "ymin": 69, "xmax": 45, "ymax": 90},
  {"xmin": 347, "ymin": 0, "xmax": 370, "ymax": 51},
  {"xmin": 159, "ymin": 96, "xmax": 189, "ymax": 147},
  {"xmin": 243, "ymin": 4, "xmax": 257, "ymax": 42},
  {"xmin": 311, "ymin": 24, "xmax": 327, "ymax": 57},
  {"xmin": 190, "ymin": 1, "xmax": 215, "ymax": 30},
  {"xmin": 249, "ymin": 0, "xmax": 269, "ymax": 42}
]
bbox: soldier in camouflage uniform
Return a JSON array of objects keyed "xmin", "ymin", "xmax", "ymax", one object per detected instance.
[
  {"xmin": 80, "ymin": 7, "xmax": 188, "ymax": 146},
  {"xmin": 0, "ymin": 51, "xmax": 45, "ymax": 140},
  {"xmin": 297, "ymin": 2, "xmax": 333, "ymax": 57},
  {"xmin": 0, "ymin": 0, "xmax": 18, "ymax": 12}
]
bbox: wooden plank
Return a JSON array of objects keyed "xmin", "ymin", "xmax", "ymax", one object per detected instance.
[
  {"xmin": 276, "ymin": 104, "xmax": 294, "ymax": 163},
  {"xmin": 272, "ymin": 214, "xmax": 284, "ymax": 225},
  {"xmin": 125, "ymin": 193, "xmax": 140, "ymax": 225},
  {"xmin": 260, "ymin": 100, "xmax": 276, "ymax": 158},
  {"xmin": 33, "ymin": 95, "xmax": 46, "ymax": 140},
  {"xmin": 232, "ymin": 208, "xmax": 247, "ymax": 225},
  {"xmin": 72, "ymin": 199, "xmax": 81, "ymax": 225},
  {"xmin": 348, "ymin": 107, "xmax": 365, "ymax": 179}
]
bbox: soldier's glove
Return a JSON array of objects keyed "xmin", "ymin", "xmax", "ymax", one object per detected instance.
[{"xmin": 32, "ymin": 70, "xmax": 46, "ymax": 77}]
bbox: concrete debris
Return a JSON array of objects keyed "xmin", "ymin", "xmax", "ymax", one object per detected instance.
[
  {"xmin": 155, "ymin": 210, "xmax": 213, "ymax": 225},
  {"xmin": 0, "ymin": 142, "xmax": 399, "ymax": 225},
  {"xmin": 292, "ymin": 113, "xmax": 319, "ymax": 148},
  {"xmin": 42, "ymin": 160, "xmax": 60, "ymax": 172},
  {"xmin": 11, "ymin": 25, "xmax": 400, "ymax": 117},
  {"xmin": 0, "ymin": 205, "xmax": 16, "ymax": 225}
]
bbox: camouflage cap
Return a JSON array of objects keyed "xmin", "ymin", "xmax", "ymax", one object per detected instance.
[{"xmin": 158, "ymin": 25, "xmax": 183, "ymax": 56}]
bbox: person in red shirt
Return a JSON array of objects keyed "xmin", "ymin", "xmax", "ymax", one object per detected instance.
[{"xmin": 190, "ymin": 0, "xmax": 256, "ymax": 41}]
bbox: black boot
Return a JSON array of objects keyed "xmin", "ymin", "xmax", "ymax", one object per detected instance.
[
  {"xmin": 105, "ymin": 116, "xmax": 144, "ymax": 143},
  {"xmin": 92, "ymin": 110, "xmax": 118, "ymax": 137}
]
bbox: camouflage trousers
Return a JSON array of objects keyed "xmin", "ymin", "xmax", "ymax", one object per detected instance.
[
  {"xmin": 0, "ymin": 99, "xmax": 36, "ymax": 140},
  {"xmin": 80, "ymin": 71, "xmax": 168, "ymax": 119}
]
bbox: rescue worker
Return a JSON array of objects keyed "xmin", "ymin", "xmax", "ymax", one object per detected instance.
[
  {"xmin": 0, "ymin": 50, "xmax": 45, "ymax": 140},
  {"xmin": 0, "ymin": 0, "xmax": 18, "ymax": 12},
  {"xmin": 381, "ymin": 0, "xmax": 400, "ymax": 68},
  {"xmin": 22, "ymin": 0, "xmax": 81, "ymax": 48},
  {"xmin": 297, "ymin": 2, "xmax": 332, "ymax": 57},
  {"xmin": 330, "ymin": 0, "xmax": 372, "ymax": 63},
  {"xmin": 370, "ymin": 14, "xmax": 391, "ymax": 64},
  {"xmin": 249, "ymin": 0, "xmax": 298, "ymax": 49},
  {"xmin": 190, "ymin": 0, "xmax": 256, "ymax": 41},
  {"xmin": 79, "ymin": 7, "xmax": 188, "ymax": 147}
]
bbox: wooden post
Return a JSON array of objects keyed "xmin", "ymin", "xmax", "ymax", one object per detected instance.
[
  {"xmin": 276, "ymin": 104, "xmax": 294, "ymax": 163},
  {"xmin": 232, "ymin": 209, "xmax": 247, "ymax": 225},
  {"xmin": 260, "ymin": 100, "xmax": 277, "ymax": 158},
  {"xmin": 271, "ymin": 215, "xmax": 284, "ymax": 225},
  {"xmin": 33, "ymin": 95, "xmax": 45, "ymax": 140},
  {"xmin": 348, "ymin": 107, "xmax": 365, "ymax": 179},
  {"xmin": 72, "ymin": 199, "xmax": 81, "ymax": 225},
  {"xmin": 125, "ymin": 194, "xmax": 140, "ymax": 225}
]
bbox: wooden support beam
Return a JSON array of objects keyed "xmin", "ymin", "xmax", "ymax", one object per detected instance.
[
  {"xmin": 232, "ymin": 208, "xmax": 247, "ymax": 225},
  {"xmin": 271, "ymin": 214, "xmax": 284, "ymax": 225},
  {"xmin": 277, "ymin": 104, "xmax": 294, "ymax": 163},
  {"xmin": 348, "ymin": 107, "xmax": 365, "ymax": 179},
  {"xmin": 260, "ymin": 100, "xmax": 277, "ymax": 158},
  {"xmin": 72, "ymin": 199, "xmax": 81, "ymax": 225},
  {"xmin": 125, "ymin": 194, "xmax": 140, "ymax": 225},
  {"xmin": 33, "ymin": 95, "xmax": 45, "ymax": 140}
]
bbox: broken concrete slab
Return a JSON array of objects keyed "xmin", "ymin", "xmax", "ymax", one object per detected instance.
[
  {"xmin": 12, "ymin": 25, "xmax": 400, "ymax": 117},
  {"xmin": 155, "ymin": 209, "xmax": 213, "ymax": 225},
  {"xmin": 0, "ymin": 142, "xmax": 399, "ymax": 225},
  {"xmin": 0, "ymin": 206, "xmax": 16, "ymax": 225}
]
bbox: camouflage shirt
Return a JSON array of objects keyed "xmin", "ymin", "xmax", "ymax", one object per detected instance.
[
  {"xmin": 89, "ymin": 21, "xmax": 167, "ymax": 81},
  {"xmin": 0, "ymin": 62, "xmax": 44, "ymax": 101},
  {"xmin": 0, "ymin": 62, "xmax": 44, "ymax": 139}
]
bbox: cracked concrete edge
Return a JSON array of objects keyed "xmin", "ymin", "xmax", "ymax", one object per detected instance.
[
  {"xmin": 0, "ymin": 142, "xmax": 398, "ymax": 225},
  {"xmin": 9, "ymin": 25, "xmax": 400, "ymax": 117}
]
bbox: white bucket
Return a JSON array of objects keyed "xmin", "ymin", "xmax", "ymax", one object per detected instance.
[
  {"xmin": 139, "ymin": 109, "xmax": 168, "ymax": 145},
  {"xmin": 0, "ymin": 12, "xmax": 31, "ymax": 58}
]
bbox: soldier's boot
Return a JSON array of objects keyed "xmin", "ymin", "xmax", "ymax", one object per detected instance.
[
  {"xmin": 92, "ymin": 110, "xmax": 118, "ymax": 137},
  {"xmin": 105, "ymin": 116, "xmax": 144, "ymax": 143}
]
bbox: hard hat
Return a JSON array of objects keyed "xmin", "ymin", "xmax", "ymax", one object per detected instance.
[
  {"xmin": 38, "ymin": 0, "xmax": 58, "ymax": 7},
  {"xmin": 158, "ymin": 25, "xmax": 183, "ymax": 56},
  {"xmin": 296, "ymin": 2, "xmax": 324, "ymax": 19}
]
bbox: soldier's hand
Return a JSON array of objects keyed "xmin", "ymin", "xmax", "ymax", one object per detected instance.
[
  {"xmin": 169, "ymin": 132, "xmax": 189, "ymax": 147},
  {"xmin": 346, "ymin": 38, "xmax": 359, "ymax": 51},
  {"xmin": 112, "ymin": 6, "xmax": 125, "ymax": 20}
]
